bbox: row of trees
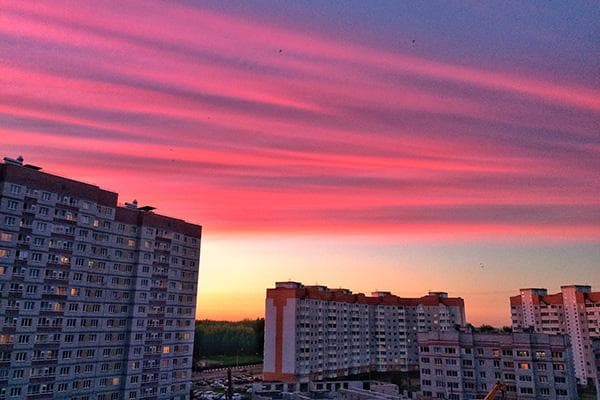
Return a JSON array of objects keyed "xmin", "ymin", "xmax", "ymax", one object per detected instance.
[{"xmin": 193, "ymin": 319, "xmax": 264, "ymax": 359}]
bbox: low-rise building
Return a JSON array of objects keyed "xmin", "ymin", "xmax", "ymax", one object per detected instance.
[
  {"xmin": 252, "ymin": 381, "xmax": 409, "ymax": 400},
  {"xmin": 417, "ymin": 330, "xmax": 577, "ymax": 400}
]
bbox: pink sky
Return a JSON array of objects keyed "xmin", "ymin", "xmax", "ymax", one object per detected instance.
[{"xmin": 1, "ymin": 0, "xmax": 599, "ymax": 325}]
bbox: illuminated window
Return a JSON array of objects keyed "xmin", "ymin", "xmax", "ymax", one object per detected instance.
[{"xmin": 0, "ymin": 232, "xmax": 12, "ymax": 242}]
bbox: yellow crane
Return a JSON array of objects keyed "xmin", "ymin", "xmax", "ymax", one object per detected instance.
[{"xmin": 483, "ymin": 382, "xmax": 506, "ymax": 400}]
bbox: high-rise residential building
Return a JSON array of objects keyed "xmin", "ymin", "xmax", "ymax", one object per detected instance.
[
  {"xmin": 263, "ymin": 281, "xmax": 466, "ymax": 383},
  {"xmin": 0, "ymin": 157, "xmax": 201, "ymax": 400},
  {"xmin": 417, "ymin": 330, "xmax": 577, "ymax": 400},
  {"xmin": 510, "ymin": 285, "xmax": 600, "ymax": 383},
  {"xmin": 592, "ymin": 339, "xmax": 600, "ymax": 400}
]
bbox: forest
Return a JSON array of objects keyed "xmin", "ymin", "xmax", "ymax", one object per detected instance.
[{"xmin": 193, "ymin": 319, "xmax": 265, "ymax": 365}]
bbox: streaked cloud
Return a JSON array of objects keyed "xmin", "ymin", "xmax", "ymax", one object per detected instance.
[{"xmin": 1, "ymin": 0, "xmax": 599, "ymax": 322}]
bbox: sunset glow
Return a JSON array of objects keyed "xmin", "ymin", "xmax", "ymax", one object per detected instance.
[{"xmin": 1, "ymin": 0, "xmax": 598, "ymax": 326}]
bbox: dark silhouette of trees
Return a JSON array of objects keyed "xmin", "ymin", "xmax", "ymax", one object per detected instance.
[
  {"xmin": 194, "ymin": 319, "xmax": 265, "ymax": 360},
  {"xmin": 478, "ymin": 324, "xmax": 497, "ymax": 333}
]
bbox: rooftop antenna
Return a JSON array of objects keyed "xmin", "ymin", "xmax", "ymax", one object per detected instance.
[
  {"xmin": 3, "ymin": 155, "xmax": 24, "ymax": 166},
  {"xmin": 125, "ymin": 199, "xmax": 139, "ymax": 209}
]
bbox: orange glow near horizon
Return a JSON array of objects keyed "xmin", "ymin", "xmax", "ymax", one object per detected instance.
[{"xmin": 196, "ymin": 234, "xmax": 599, "ymax": 327}]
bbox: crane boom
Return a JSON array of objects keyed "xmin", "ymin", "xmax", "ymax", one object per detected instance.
[{"xmin": 483, "ymin": 382, "xmax": 506, "ymax": 400}]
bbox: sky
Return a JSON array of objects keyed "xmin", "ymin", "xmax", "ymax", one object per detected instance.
[{"xmin": 1, "ymin": 0, "xmax": 599, "ymax": 326}]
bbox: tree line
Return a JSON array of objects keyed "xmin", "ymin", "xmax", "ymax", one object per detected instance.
[{"xmin": 193, "ymin": 319, "xmax": 265, "ymax": 360}]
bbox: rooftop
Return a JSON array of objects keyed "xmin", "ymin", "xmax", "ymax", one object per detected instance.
[{"xmin": 269, "ymin": 282, "xmax": 463, "ymax": 307}]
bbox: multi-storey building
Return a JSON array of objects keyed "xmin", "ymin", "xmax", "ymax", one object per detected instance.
[
  {"xmin": 417, "ymin": 330, "xmax": 577, "ymax": 400},
  {"xmin": 0, "ymin": 157, "xmax": 201, "ymax": 400},
  {"xmin": 592, "ymin": 340, "xmax": 600, "ymax": 400},
  {"xmin": 510, "ymin": 285, "xmax": 600, "ymax": 383},
  {"xmin": 263, "ymin": 281, "xmax": 465, "ymax": 382}
]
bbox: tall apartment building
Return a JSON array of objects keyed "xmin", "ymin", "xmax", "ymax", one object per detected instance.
[
  {"xmin": 263, "ymin": 281, "xmax": 466, "ymax": 383},
  {"xmin": 0, "ymin": 157, "xmax": 201, "ymax": 400},
  {"xmin": 417, "ymin": 330, "xmax": 577, "ymax": 400},
  {"xmin": 510, "ymin": 285, "xmax": 600, "ymax": 383},
  {"xmin": 592, "ymin": 340, "xmax": 600, "ymax": 400}
]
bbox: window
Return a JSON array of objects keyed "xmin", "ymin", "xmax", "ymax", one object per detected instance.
[
  {"xmin": 7, "ymin": 200, "xmax": 19, "ymax": 210},
  {"xmin": 553, "ymin": 363, "xmax": 565, "ymax": 371},
  {"xmin": 0, "ymin": 232, "xmax": 12, "ymax": 242},
  {"xmin": 538, "ymin": 363, "xmax": 547, "ymax": 370},
  {"xmin": 10, "ymin": 184, "xmax": 21, "ymax": 194}
]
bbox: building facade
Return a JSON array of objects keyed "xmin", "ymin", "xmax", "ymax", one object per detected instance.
[
  {"xmin": 592, "ymin": 339, "xmax": 600, "ymax": 400},
  {"xmin": 417, "ymin": 330, "xmax": 577, "ymax": 400},
  {"xmin": 510, "ymin": 285, "xmax": 600, "ymax": 383},
  {"xmin": 0, "ymin": 157, "xmax": 201, "ymax": 400},
  {"xmin": 263, "ymin": 281, "xmax": 466, "ymax": 382}
]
